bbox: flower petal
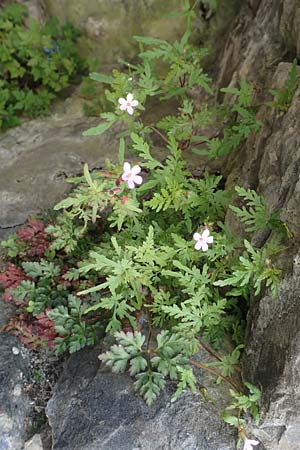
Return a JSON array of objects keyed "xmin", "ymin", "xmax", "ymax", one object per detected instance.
[
  {"xmin": 123, "ymin": 162, "xmax": 131, "ymax": 172},
  {"xmin": 131, "ymin": 100, "xmax": 138, "ymax": 107},
  {"xmin": 131, "ymin": 165, "xmax": 141, "ymax": 175},
  {"xmin": 243, "ymin": 438, "xmax": 260, "ymax": 450},
  {"xmin": 121, "ymin": 173, "xmax": 129, "ymax": 181},
  {"xmin": 127, "ymin": 105, "xmax": 134, "ymax": 115},
  {"xmin": 120, "ymin": 103, "xmax": 128, "ymax": 111},
  {"xmin": 195, "ymin": 241, "xmax": 202, "ymax": 250},
  {"xmin": 127, "ymin": 93, "xmax": 133, "ymax": 102},
  {"xmin": 202, "ymin": 228, "xmax": 210, "ymax": 239},
  {"xmin": 206, "ymin": 236, "xmax": 214, "ymax": 244},
  {"xmin": 248, "ymin": 440, "xmax": 259, "ymax": 446},
  {"xmin": 133, "ymin": 175, "xmax": 143, "ymax": 185},
  {"xmin": 202, "ymin": 242, "xmax": 209, "ymax": 252},
  {"xmin": 118, "ymin": 97, "xmax": 126, "ymax": 104},
  {"xmin": 127, "ymin": 179, "xmax": 135, "ymax": 189},
  {"xmin": 193, "ymin": 232, "xmax": 201, "ymax": 241}
]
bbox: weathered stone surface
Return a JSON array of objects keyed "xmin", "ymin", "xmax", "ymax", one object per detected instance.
[
  {"xmin": 46, "ymin": 346, "xmax": 236, "ymax": 450},
  {"xmin": 44, "ymin": 0, "xmax": 185, "ymax": 64},
  {"xmin": 279, "ymin": 0, "xmax": 300, "ymax": 58},
  {"xmin": 204, "ymin": 0, "xmax": 295, "ymax": 89},
  {"xmin": 0, "ymin": 299, "xmax": 15, "ymax": 329},
  {"xmin": 0, "ymin": 297, "xmax": 31, "ymax": 450},
  {"xmin": 193, "ymin": 0, "xmax": 300, "ymax": 447},
  {"xmin": 0, "ymin": 333, "xmax": 31, "ymax": 450},
  {"xmin": 0, "ymin": 113, "xmax": 121, "ymax": 240},
  {"xmin": 238, "ymin": 72, "xmax": 300, "ymax": 449},
  {"xmin": 24, "ymin": 434, "xmax": 43, "ymax": 450},
  {"xmin": 246, "ymin": 272, "xmax": 300, "ymax": 450},
  {"xmin": 207, "ymin": 5, "xmax": 300, "ymax": 446}
]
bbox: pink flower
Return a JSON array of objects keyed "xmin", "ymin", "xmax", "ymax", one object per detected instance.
[
  {"xmin": 243, "ymin": 438, "xmax": 260, "ymax": 450},
  {"xmin": 118, "ymin": 93, "xmax": 138, "ymax": 115},
  {"xmin": 193, "ymin": 228, "xmax": 213, "ymax": 251},
  {"xmin": 121, "ymin": 162, "xmax": 143, "ymax": 189}
]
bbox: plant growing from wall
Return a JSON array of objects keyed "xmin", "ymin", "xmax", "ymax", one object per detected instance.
[{"xmin": 0, "ymin": 1, "xmax": 290, "ymax": 448}]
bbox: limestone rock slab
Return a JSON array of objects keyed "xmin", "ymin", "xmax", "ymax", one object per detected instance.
[
  {"xmin": 46, "ymin": 346, "xmax": 236, "ymax": 450},
  {"xmin": 0, "ymin": 114, "xmax": 120, "ymax": 239},
  {"xmin": 0, "ymin": 333, "xmax": 31, "ymax": 450}
]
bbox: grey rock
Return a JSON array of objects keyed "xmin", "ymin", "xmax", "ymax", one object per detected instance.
[
  {"xmin": 0, "ymin": 334, "xmax": 31, "ymax": 450},
  {"xmin": 205, "ymin": 0, "xmax": 289, "ymax": 90},
  {"xmin": 279, "ymin": 0, "xmax": 300, "ymax": 58},
  {"xmin": 24, "ymin": 434, "xmax": 43, "ymax": 450},
  {"xmin": 194, "ymin": 0, "xmax": 300, "ymax": 447},
  {"xmin": 245, "ymin": 270, "xmax": 300, "ymax": 450},
  {"xmin": 0, "ymin": 114, "xmax": 121, "ymax": 240},
  {"xmin": 209, "ymin": 8, "xmax": 300, "ymax": 448},
  {"xmin": 46, "ymin": 346, "xmax": 236, "ymax": 450},
  {"xmin": 0, "ymin": 298, "xmax": 15, "ymax": 329}
]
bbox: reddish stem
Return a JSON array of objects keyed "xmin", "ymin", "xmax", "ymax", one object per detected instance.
[{"xmin": 190, "ymin": 358, "xmax": 242, "ymax": 393}]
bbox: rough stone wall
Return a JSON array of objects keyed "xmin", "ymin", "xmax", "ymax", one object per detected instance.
[
  {"xmin": 235, "ymin": 63, "xmax": 300, "ymax": 450},
  {"xmin": 208, "ymin": 0, "xmax": 299, "ymax": 88},
  {"xmin": 200, "ymin": 1, "xmax": 300, "ymax": 449}
]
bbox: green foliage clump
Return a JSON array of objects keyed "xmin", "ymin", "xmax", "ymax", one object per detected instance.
[
  {"xmin": 0, "ymin": 3, "xmax": 86, "ymax": 130},
  {"xmin": 80, "ymin": 7, "xmax": 261, "ymax": 163},
  {"xmin": 48, "ymin": 295, "xmax": 100, "ymax": 354},
  {"xmin": 50, "ymin": 132, "xmax": 284, "ymax": 408},
  {"xmin": 100, "ymin": 330, "xmax": 191, "ymax": 405},
  {"xmin": 230, "ymin": 187, "xmax": 275, "ymax": 233}
]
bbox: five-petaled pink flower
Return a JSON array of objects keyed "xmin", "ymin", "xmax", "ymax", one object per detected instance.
[
  {"xmin": 118, "ymin": 93, "xmax": 138, "ymax": 115},
  {"xmin": 243, "ymin": 438, "xmax": 259, "ymax": 450},
  {"xmin": 193, "ymin": 228, "xmax": 213, "ymax": 251},
  {"xmin": 121, "ymin": 162, "xmax": 143, "ymax": 189}
]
